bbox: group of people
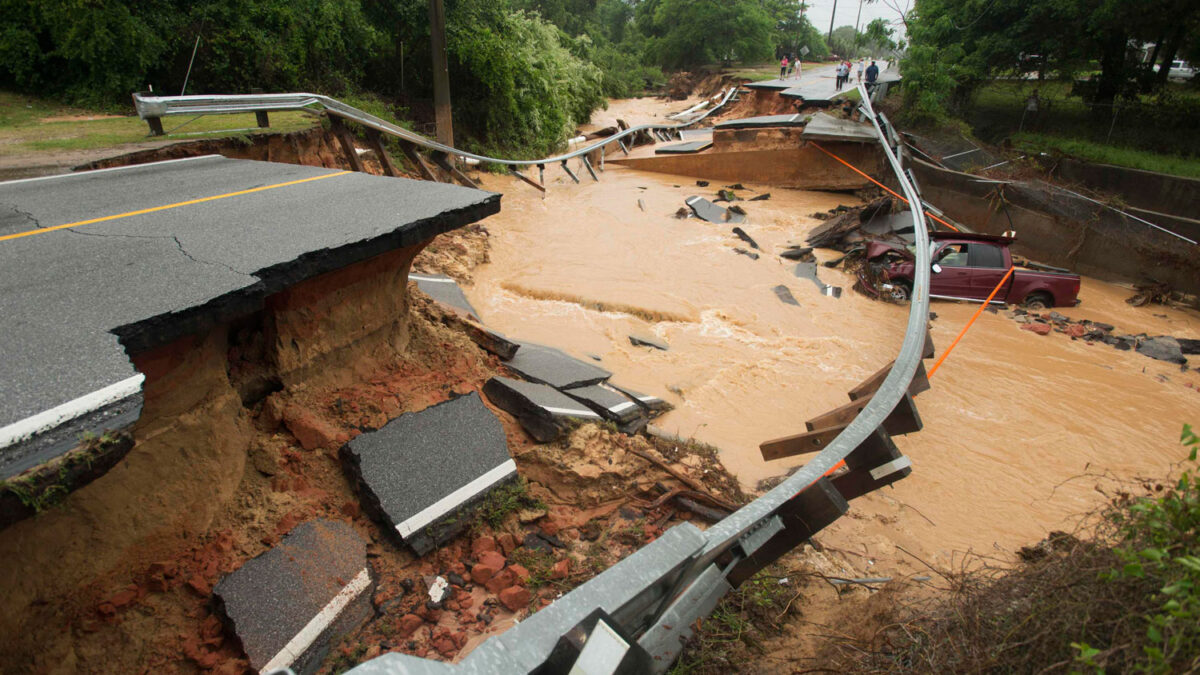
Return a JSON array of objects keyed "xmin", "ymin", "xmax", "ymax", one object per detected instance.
[
  {"xmin": 833, "ymin": 58, "xmax": 881, "ymax": 91},
  {"xmin": 779, "ymin": 54, "xmax": 801, "ymax": 80}
]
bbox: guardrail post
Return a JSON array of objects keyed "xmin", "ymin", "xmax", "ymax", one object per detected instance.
[
  {"xmin": 145, "ymin": 116, "xmax": 164, "ymax": 136},
  {"xmin": 431, "ymin": 152, "xmax": 478, "ymax": 188},
  {"xmin": 363, "ymin": 128, "xmax": 400, "ymax": 177},
  {"xmin": 250, "ymin": 89, "xmax": 270, "ymax": 128},
  {"xmin": 328, "ymin": 115, "xmax": 366, "ymax": 172},
  {"xmin": 726, "ymin": 479, "xmax": 849, "ymax": 586},
  {"xmin": 396, "ymin": 140, "xmax": 441, "ymax": 182}
]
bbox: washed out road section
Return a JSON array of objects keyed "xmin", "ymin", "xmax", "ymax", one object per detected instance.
[{"xmin": 0, "ymin": 155, "xmax": 499, "ymax": 476}]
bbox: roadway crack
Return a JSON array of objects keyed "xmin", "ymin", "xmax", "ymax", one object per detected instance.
[
  {"xmin": 171, "ymin": 236, "xmax": 249, "ymax": 276},
  {"xmin": 2, "ymin": 203, "xmax": 40, "ymax": 232}
]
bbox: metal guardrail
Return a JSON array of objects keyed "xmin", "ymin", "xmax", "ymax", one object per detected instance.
[
  {"xmin": 130, "ymin": 88, "xmax": 738, "ymax": 176},
  {"xmin": 152, "ymin": 83, "xmax": 930, "ymax": 674}
]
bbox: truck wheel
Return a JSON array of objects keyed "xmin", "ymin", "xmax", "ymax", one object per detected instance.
[
  {"xmin": 887, "ymin": 281, "xmax": 911, "ymax": 303},
  {"xmin": 1023, "ymin": 292, "xmax": 1053, "ymax": 310}
]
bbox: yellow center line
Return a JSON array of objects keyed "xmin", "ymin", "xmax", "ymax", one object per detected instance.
[{"xmin": 0, "ymin": 170, "xmax": 352, "ymax": 244}]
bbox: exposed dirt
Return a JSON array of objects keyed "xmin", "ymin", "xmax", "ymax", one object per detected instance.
[{"xmin": 0, "ymin": 211, "xmax": 741, "ymax": 673}]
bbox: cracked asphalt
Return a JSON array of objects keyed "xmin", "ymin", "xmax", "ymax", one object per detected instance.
[{"xmin": 0, "ymin": 155, "xmax": 499, "ymax": 455}]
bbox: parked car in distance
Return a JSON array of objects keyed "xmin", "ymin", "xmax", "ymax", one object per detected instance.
[
  {"xmin": 864, "ymin": 232, "xmax": 1081, "ymax": 308},
  {"xmin": 1152, "ymin": 60, "xmax": 1196, "ymax": 80}
]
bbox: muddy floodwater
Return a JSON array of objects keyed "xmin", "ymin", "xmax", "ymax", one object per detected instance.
[{"xmin": 466, "ymin": 98, "xmax": 1200, "ymax": 561}]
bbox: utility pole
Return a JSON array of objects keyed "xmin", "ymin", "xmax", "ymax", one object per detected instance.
[
  {"xmin": 428, "ymin": 0, "xmax": 453, "ymax": 147},
  {"xmin": 852, "ymin": 0, "xmax": 864, "ymax": 57},
  {"xmin": 827, "ymin": 0, "xmax": 839, "ymax": 43}
]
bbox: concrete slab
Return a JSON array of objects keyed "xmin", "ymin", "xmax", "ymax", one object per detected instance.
[
  {"xmin": 793, "ymin": 262, "xmax": 842, "ymax": 298},
  {"xmin": 779, "ymin": 84, "xmax": 835, "ymax": 103},
  {"xmin": 505, "ymin": 342, "xmax": 612, "ymax": 390},
  {"xmin": 561, "ymin": 383, "xmax": 644, "ymax": 424},
  {"xmin": 341, "ymin": 392, "xmax": 515, "ymax": 555},
  {"xmin": 213, "ymin": 519, "xmax": 373, "ymax": 674},
  {"xmin": 801, "ymin": 112, "xmax": 876, "ymax": 142},
  {"xmin": 410, "ymin": 273, "xmax": 481, "ymax": 321},
  {"xmin": 483, "ymin": 376, "xmax": 602, "ymax": 442},
  {"xmin": 0, "ymin": 156, "xmax": 498, "ymax": 476},
  {"xmin": 684, "ymin": 196, "xmax": 745, "ymax": 224},
  {"xmin": 608, "ymin": 384, "xmax": 672, "ymax": 413},
  {"xmin": 714, "ymin": 114, "xmax": 807, "ymax": 130},
  {"xmin": 654, "ymin": 140, "xmax": 713, "ymax": 155}
]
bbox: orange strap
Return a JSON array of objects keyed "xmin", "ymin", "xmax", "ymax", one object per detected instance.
[
  {"xmin": 927, "ymin": 266, "xmax": 1015, "ymax": 377},
  {"xmin": 810, "ymin": 142, "xmax": 960, "ymax": 232}
]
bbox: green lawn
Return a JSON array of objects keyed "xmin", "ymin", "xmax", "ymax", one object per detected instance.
[
  {"xmin": 0, "ymin": 91, "xmax": 317, "ymax": 157},
  {"xmin": 1013, "ymin": 132, "xmax": 1200, "ymax": 178},
  {"xmin": 967, "ymin": 80, "xmax": 1200, "ymax": 178}
]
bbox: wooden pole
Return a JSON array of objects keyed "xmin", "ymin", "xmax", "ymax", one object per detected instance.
[{"xmin": 428, "ymin": 0, "xmax": 453, "ymax": 148}]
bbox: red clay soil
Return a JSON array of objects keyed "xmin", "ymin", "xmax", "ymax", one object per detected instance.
[{"xmin": 0, "ymin": 239, "xmax": 743, "ymax": 673}]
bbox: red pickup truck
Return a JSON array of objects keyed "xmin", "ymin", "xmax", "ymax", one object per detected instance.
[{"xmin": 864, "ymin": 232, "xmax": 1081, "ymax": 308}]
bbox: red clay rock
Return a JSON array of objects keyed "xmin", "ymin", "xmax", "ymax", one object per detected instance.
[
  {"xmin": 261, "ymin": 394, "xmax": 286, "ymax": 430},
  {"xmin": 549, "ymin": 559, "xmax": 570, "ymax": 580},
  {"xmin": 445, "ymin": 600, "xmax": 460, "ymax": 612},
  {"xmin": 398, "ymin": 614, "xmax": 423, "ymax": 638},
  {"xmin": 108, "ymin": 589, "xmax": 138, "ymax": 609},
  {"xmin": 96, "ymin": 602, "xmax": 116, "ymax": 618},
  {"xmin": 433, "ymin": 636, "xmax": 458, "ymax": 658},
  {"xmin": 478, "ymin": 550, "xmax": 507, "ymax": 570},
  {"xmin": 283, "ymin": 406, "xmax": 340, "ymax": 450},
  {"xmin": 508, "ymin": 564, "xmax": 531, "ymax": 584},
  {"xmin": 471, "ymin": 563, "xmax": 498, "ymax": 585},
  {"xmin": 539, "ymin": 519, "xmax": 560, "ymax": 536},
  {"xmin": 471, "ymin": 536, "xmax": 497, "ymax": 556},
  {"xmin": 485, "ymin": 568, "xmax": 518, "ymax": 595},
  {"xmin": 340, "ymin": 501, "xmax": 361, "ymax": 519},
  {"xmin": 459, "ymin": 596, "xmax": 474, "ymax": 609},
  {"xmin": 274, "ymin": 511, "xmax": 303, "ymax": 536},
  {"xmin": 447, "ymin": 561, "xmax": 467, "ymax": 577},
  {"xmin": 452, "ymin": 630, "xmax": 468, "ymax": 648},
  {"xmin": 186, "ymin": 574, "xmax": 210, "ymax": 596},
  {"xmin": 497, "ymin": 533, "xmax": 517, "ymax": 555},
  {"xmin": 1022, "ymin": 323, "xmax": 1052, "ymax": 336},
  {"xmin": 499, "ymin": 586, "xmax": 532, "ymax": 612},
  {"xmin": 1065, "ymin": 324, "xmax": 1086, "ymax": 338}
]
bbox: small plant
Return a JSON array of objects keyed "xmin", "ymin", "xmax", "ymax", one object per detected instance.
[
  {"xmin": 1097, "ymin": 424, "xmax": 1200, "ymax": 672},
  {"xmin": 473, "ymin": 478, "xmax": 545, "ymax": 529}
]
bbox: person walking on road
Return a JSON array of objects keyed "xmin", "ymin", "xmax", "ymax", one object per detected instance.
[
  {"xmin": 857, "ymin": 59, "xmax": 865, "ymax": 84},
  {"xmin": 780, "ymin": 55, "xmax": 789, "ymax": 80},
  {"xmin": 865, "ymin": 60, "xmax": 879, "ymax": 89}
]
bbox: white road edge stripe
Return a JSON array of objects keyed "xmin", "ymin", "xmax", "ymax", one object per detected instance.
[
  {"xmin": 0, "ymin": 374, "xmax": 145, "ymax": 450},
  {"xmin": 395, "ymin": 459, "xmax": 518, "ymax": 538},
  {"xmin": 0, "ymin": 155, "xmax": 224, "ymax": 186},
  {"xmin": 261, "ymin": 567, "xmax": 372, "ymax": 672},
  {"xmin": 542, "ymin": 406, "xmax": 601, "ymax": 418},
  {"xmin": 409, "ymin": 274, "xmax": 456, "ymax": 283},
  {"xmin": 608, "ymin": 401, "xmax": 637, "ymax": 413}
]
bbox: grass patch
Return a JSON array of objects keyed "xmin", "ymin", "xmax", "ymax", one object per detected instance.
[
  {"xmin": 473, "ymin": 478, "xmax": 545, "ymax": 530},
  {"xmin": 0, "ymin": 90, "xmax": 317, "ymax": 158},
  {"xmin": 1014, "ymin": 132, "xmax": 1200, "ymax": 179}
]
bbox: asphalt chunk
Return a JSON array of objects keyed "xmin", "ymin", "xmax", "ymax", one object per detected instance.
[
  {"xmin": 483, "ymin": 376, "xmax": 602, "ymax": 442},
  {"xmin": 341, "ymin": 392, "xmax": 515, "ymax": 555},
  {"xmin": 410, "ymin": 272, "xmax": 481, "ymax": 321},
  {"xmin": 214, "ymin": 519, "xmax": 373, "ymax": 674},
  {"xmin": 562, "ymin": 383, "xmax": 646, "ymax": 424},
  {"xmin": 505, "ymin": 341, "xmax": 612, "ymax": 389}
]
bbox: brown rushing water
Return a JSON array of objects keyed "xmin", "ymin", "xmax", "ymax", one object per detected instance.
[{"xmin": 466, "ymin": 97, "xmax": 1200, "ymax": 557}]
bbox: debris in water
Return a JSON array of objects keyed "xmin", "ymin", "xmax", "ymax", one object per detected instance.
[
  {"xmin": 696, "ymin": 180, "xmax": 709, "ymax": 187},
  {"xmin": 728, "ymin": 204, "xmax": 747, "ymax": 216},
  {"xmin": 629, "ymin": 334, "xmax": 669, "ymax": 351},
  {"xmin": 793, "ymin": 262, "xmax": 842, "ymax": 298},
  {"xmin": 637, "ymin": 198, "xmax": 646, "ymax": 211},
  {"xmin": 714, "ymin": 189, "xmax": 741, "ymax": 202},
  {"xmin": 749, "ymin": 193, "xmax": 771, "ymax": 201},
  {"xmin": 731, "ymin": 227, "xmax": 759, "ymax": 249},
  {"xmin": 685, "ymin": 196, "xmax": 745, "ymax": 224},
  {"xmin": 773, "ymin": 285, "xmax": 800, "ymax": 306},
  {"xmin": 1136, "ymin": 336, "xmax": 1187, "ymax": 364},
  {"xmin": 725, "ymin": 183, "xmax": 747, "ymax": 190},
  {"xmin": 674, "ymin": 207, "xmax": 690, "ymax": 219},
  {"xmin": 733, "ymin": 247, "xmax": 759, "ymax": 260},
  {"xmin": 780, "ymin": 246, "xmax": 814, "ymax": 261}
]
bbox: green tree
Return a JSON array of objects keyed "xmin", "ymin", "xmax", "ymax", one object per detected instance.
[{"xmin": 641, "ymin": 0, "xmax": 776, "ymax": 67}]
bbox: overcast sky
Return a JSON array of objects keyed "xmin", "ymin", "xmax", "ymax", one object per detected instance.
[{"xmin": 803, "ymin": 0, "xmax": 912, "ymax": 39}]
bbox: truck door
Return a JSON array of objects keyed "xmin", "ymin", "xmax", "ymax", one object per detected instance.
[
  {"xmin": 930, "ymin": 243, "xmax": 974, "ymax": 299},
  {"xmin": 966, "ymin": 242, "xmax": 1009, "ymax": 301}
]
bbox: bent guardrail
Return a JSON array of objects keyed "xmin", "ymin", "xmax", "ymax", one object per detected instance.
[
  {"xmin": 157, "ymin": 82, "xmax": 930, "ymax": 674},
  {"xmin": 130, "ymin": 87, "xmax": 738, "ymax": 191}
]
